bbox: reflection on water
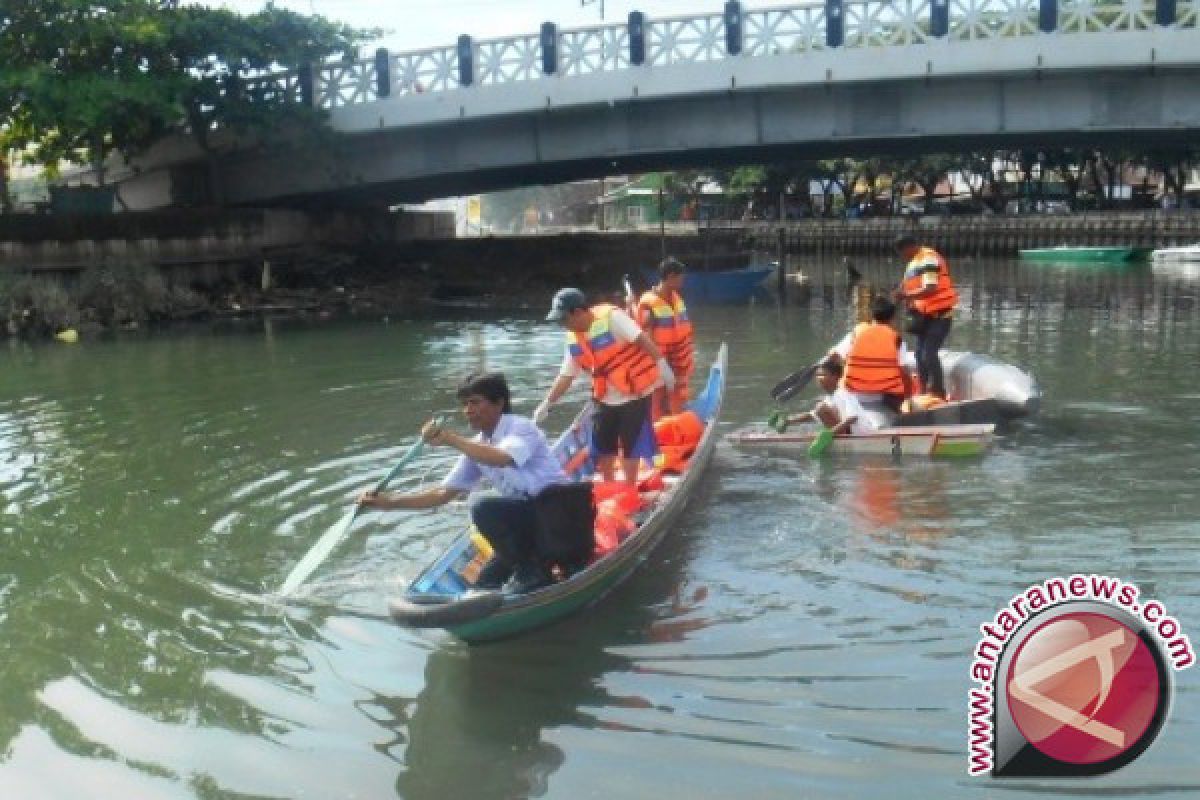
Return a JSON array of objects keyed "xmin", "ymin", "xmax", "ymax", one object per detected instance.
[{"xmin": 0, "ymin": 259, "xmax": 1198, "ymax": 797}]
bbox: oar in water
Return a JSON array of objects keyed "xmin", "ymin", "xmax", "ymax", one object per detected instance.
[
  {"xmin": 277, "ymin": 420, "xmax": 440, "ymax": 597},
  {"xmin": 770, "ymin": 362, "xmax": 820, "ymax": 404}
]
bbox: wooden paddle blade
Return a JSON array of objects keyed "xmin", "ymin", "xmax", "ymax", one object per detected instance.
[
  {"xmin": 807, "ymin": 427, "xmax": 835, "ymax": 457},
  {"xmin": 278, "ymin": 508, "xmax": 359, "ymax": 597},
  {"xmin": 770, "ymin": 363, "xmax": 819, "ymax": 403}
]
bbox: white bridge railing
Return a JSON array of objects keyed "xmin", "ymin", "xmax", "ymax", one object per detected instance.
[{"xmin": 243, "ymin": 0, "xmax": 1197, "ymax": 110}]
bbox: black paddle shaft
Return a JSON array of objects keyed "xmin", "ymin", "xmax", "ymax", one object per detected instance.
[{"xmin": 770, "ymin": 363, "xmax": 820, "ymax": 403}]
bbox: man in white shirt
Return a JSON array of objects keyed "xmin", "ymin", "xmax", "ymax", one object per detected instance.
[
  {"xmin": 359, "ymin": 372, "xmax": 589, "ymax": 593},
  {"xmin": 534, "ymin": 288, "xmax": 673, "ymax": 486},
  {"xmin": 785, "ymin": 359, "xmax": 881, "ymax": 435}
]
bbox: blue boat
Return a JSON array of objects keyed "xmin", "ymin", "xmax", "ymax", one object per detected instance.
[{"xmin": 642, "ymin": 261, "xmax": 776, "ymax": 304}]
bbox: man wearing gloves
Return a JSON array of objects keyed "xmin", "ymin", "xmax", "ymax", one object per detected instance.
[{"xmin": 535, "ymin": 288, "xmax": 671, "ymax": 486}]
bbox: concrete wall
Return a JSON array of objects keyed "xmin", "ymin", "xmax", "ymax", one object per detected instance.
[{"xmin": 0, "ymin": 208, "xmax": 456, "ymax": 278}]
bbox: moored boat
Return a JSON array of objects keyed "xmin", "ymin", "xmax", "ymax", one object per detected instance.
[
  {"xmin": 728, "ymin": 423, "xmax": 994, "ymax": 457},
  {"xmin": 1151, "ymin": 244, "xmax": 1200, "ymax": 263},
  {"xmin": 1018, "ymin": 246, "xmax": 1150, "ymax": 264},
  {"xmin": 389, "ymin": 343, "xmax": 728, "ymax": 643}
]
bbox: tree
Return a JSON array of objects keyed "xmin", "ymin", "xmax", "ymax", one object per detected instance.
[{"xmin": 0, "ymin": 1, "xmax": 376, "ymax": 172}]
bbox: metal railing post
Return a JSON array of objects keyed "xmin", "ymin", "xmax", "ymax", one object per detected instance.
[
  {"xmin": 375, "ymin": 48, "xmax": 391, "ymax": 97},
  {"xmin": 1039, "ymin": 0, "xmax": 1057, "ymax": 32},
  {"xmin": 724, "ymin": 1, "xmax": 743, "ymax": 56},
  {"xmin": 629, "ymin": 11, "xmax": 646, "ymax": 65},
  {"xmin": 298, "ymin": 63, "xmax": 315, "ymax": 107},
  {"xmin": 826, "ymin": 0, "xmax": 844, "ymax": 47},
  {"xmin": 541, "ymin": 22, "xmax": 559, "ymax": 74},
  {"xmin": 457, "ymin": 35, "xmax": 474, "ymax": 86},
  {"xmin": 931, "ymin": 0, "xmax": 949, "ymax": 37},
  {"xmin": 1156, "ymin": 0, "xmax": 1176, "ymax": 26}
]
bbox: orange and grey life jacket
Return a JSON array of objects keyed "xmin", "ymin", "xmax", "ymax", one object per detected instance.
[
  {"xmin": 568, "ymin": 304, "xmax": 660, "ymax": 400},
  {"xmin": 637, "ymin": 288, "xmax": 694, "ymax": 377},
  {"xmin": 844, "ymin": 322, "xmax": 906, "ymax": 395},
  {"xmin": 902, "ymin": 246, "xmax": 958, "ymax": 315}
]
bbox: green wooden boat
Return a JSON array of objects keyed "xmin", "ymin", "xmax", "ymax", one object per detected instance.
[
  {"xmin": 1018, "ymin": 246, "xmax": 1152, "ymax": 263},
  {"xmin": 389, "ymin": 343, "xmax": 727, "ymax": 643}
]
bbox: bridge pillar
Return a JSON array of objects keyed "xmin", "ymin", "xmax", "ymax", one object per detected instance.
[
  {"xmin": 931, "ymin": 0, "xmax": 949, "ymax": 37},
  {"xmin": 1038, "ymin": 0, "xmax": 1057, "ymax": 32},
  {"xmin": 457, "ymin": 35, "xmax": 474, "ymax": 86},
  {"xmin": 541, "ymin": 23, "xmax": 558, "ymax": 74},
  {"xmin": 1156, "ymin": 0, "xmax": 1176, "ymax": 25},
  {"xmin": 826, "ymin": 0, "xmax": 844, "ymax": 48},
  {"xmin": 629, "ymin": 11, "xmax": 646, "ymax": 65},
  {"xmin": 375, "ymin": 48, "xmax": 391, "ymax": 98},
  {"xmin": 725, "ymin": 1, "xmax": 743, "ymax": 56}
]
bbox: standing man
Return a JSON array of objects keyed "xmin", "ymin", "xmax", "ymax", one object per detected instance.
[
  {"xmin": 893, "ymin": 235, "xmax": 958, "ymax": 399},
  {"xmin": 535, "ymin": 288, "xmax": 672, "ymax": 486},
  {"xmin": 359, "ymin": 372, "xmax": 588, "ymax": 593},
  {"xmin": 636, "ymin": 257, "xmax": 694, "ymax": 417}
]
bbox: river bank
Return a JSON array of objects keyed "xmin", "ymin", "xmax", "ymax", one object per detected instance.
[{"xmin": 5, "ymin": 207, "xmax": 1200, "ymax": 339}]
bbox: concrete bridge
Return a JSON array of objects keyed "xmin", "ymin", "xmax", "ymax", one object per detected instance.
[{"xmin": 112, "ymin": 0, "xmax": 1200, "ymax": 210}]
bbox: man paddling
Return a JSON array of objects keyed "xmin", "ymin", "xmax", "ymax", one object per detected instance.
[
  {"xmin": 635, "ymin": 257, "xmax": 694, "ymax": 417},
  {"xmin": 777, "ymin": 358, "xmax": 873, "ymax": 435},
  {"xmin": 535, "ymin": 287, "xmax": 672, "ymax": 486},
  {"xmin": 892, "ymin": 235, "xmax": 958, "ymax": 398},
  {"xmin": 358, "ymin": 372, "xmax": 592, "ymax": 593}
]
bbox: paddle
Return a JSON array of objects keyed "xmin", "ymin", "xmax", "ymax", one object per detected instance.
[
  {"xmin": 277, "ymin": 418, "xmax": 441, "ymax": 597},
  {"xmin": 623, "ymin": 274, "xmax": 637, "ymax": 315},
  {"xmin": 770, "ymin": 362, "xmax": 820, "ymax": 404},
  {"xmin": 807, "ymin": 426, "xmax": 835, "ymax": 457}
]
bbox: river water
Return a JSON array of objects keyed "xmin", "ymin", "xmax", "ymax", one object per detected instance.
[{"xmin": 0, "ymin": 257, "xmax": 1198, "ymax": 798}]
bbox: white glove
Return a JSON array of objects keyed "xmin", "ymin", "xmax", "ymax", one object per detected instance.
[
  {"xmin": 657, "ymin": 358, "xmax": 676, "ymax": 392},
  {"xmin": 532, "ymin": 399, "xmax": 552, "ymax": 426}
]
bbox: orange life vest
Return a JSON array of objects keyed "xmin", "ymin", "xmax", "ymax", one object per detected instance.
[
  {"xmin": 902, "ymin": 246, "xmax": 958, "ymax": 315},
  {"xmin": 637, "ymin": 289, "xmax": 694, "ymax": 377},
  {"xmin": 652, "ymin": 410, "xmax": 704, "ymax": 473},
  {"xmin": 844, "ymin": 322, "xmax": 906, "ymax": 395},
  {"xmin": 568, "ymin": 304, "xmax": 660, "ymax": 401}
]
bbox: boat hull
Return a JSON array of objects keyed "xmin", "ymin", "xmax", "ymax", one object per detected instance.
[
  {"xmin": 1152, "ymin": 245, "xmax": 1200, "ymax": 263},
  {"xmin": 939, "ymin": 351, "xmax": 1041, "ymax": 418},
  {"xmin": 392, "ymin": 344, "xmax": 728, "ymax": 643},
  {"xmin": 1018, "ymin": 246, "xmax": 1148, "ymax": 264},
  {"xmin": 728, "ymin": 423, "xmax": 995, "ymax": 457}
]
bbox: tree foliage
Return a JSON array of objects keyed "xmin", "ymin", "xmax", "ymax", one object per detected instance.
[{"xmin": 0, "ymin": 1, "xmax": 378, "ymax": 167}]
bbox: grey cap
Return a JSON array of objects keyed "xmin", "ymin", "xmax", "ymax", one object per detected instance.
[{"xmin": 545, "ymin": 287, "xmax": 587, "ymax": 321}]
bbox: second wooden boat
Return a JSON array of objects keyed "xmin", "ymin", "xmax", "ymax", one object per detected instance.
[{"xmin": 728, "ymin": 423, "xmax": 995, "ymax": 457}]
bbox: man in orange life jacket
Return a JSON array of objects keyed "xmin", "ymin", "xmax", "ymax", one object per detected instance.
[
  {"xmin": 893, "ymin": 235, "xmax": 958, "ymax": 398},
  {"xmin": 636, "ymin": 257, "xmax": 694, "ymax": 418},
  {"xmin": 535, "ymin": 288, "xmax": 671, "ymax": 486},
  {"xmin": 829, "ymin": 296, "xmax": 913, "ymax": 417}
]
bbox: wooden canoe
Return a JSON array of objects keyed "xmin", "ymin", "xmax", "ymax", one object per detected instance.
[
  {"xmin": 389, "ymin": 343, "xmax": 728, "ymax": 643},
  {"xmin": 727, "ymin": 423, "xmax": 994, "ymax": 457}
]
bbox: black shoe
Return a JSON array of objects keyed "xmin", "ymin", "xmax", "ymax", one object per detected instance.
[
  {"xmin": 474, "ymin": 557, "xmax": 512, "ymax": 590},
  {"xmin": 505, "ymin": 563, "xmax": 553, "ymax": 594}
]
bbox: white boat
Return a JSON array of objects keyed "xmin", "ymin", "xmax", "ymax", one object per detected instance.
[
  {"xmin": 1152, "ymin": 244, "xmax": 1200, "ymax": 263},
  {"xmin": 728, "ymin": 423, "xmax": 995, "ymax": 457},
  {"xmin": 937, "ymin": 351, "xmax": 1041, "ymax": 419}
]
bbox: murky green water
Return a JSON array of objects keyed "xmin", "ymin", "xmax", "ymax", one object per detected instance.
[{"xmin": 1, "ymin": 258, "xmax": 1198, "ymax": 798}]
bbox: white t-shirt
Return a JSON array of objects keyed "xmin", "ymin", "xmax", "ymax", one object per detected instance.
[
  {"xmin": 559, "ymin": 308, "xmax": 663, "ymax": 405},
  {"xmin": 828, "ymin": 388, "xmax": 881, "ymax": 435}
]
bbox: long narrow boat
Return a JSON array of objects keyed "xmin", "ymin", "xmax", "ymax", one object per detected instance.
[
  {"xmin": 389, "ymin": 343, "xmax": 728, "ymax": 643},
  {"xmin": 1018, "ymin": 245, "xmax": 1151, "ymax": 264},
  {"xmin": 728, "ymin": 423, "xmax": 994, "ymax": 457}
]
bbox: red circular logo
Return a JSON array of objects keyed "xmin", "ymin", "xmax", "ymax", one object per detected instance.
[{"xmin": 1006, "ymin": 612, "xmax": 1161, "ymax": 765}]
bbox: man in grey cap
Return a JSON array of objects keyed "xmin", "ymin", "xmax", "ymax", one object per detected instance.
[{"xmin": 535, "ymin": 288, "xmax": 673, "ymax": 486}]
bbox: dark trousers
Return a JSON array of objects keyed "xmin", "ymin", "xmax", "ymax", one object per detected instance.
[
  {"xmin": 915, "ymin": 316, "xmax": 953, "ymax": 397},
  {"xmin": 469, "ymin": 495, "xmax": 538, "ymax": 576}
]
